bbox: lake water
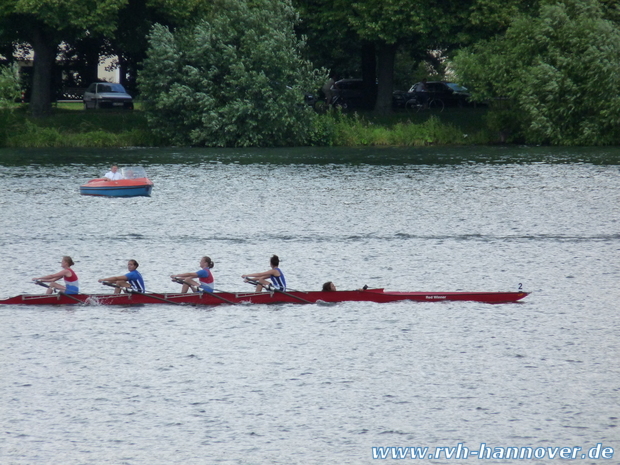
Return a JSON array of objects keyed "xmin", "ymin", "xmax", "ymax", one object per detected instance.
[{"xmin": 0, "ymin": 146, "xmax": 619, "ymax": 464}]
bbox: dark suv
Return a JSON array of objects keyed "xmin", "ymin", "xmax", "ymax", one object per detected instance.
[
  {"xmin": 408, "ymin": 81, "xmax": 471, "ymax": 107},
  {"xmin": 330, "ymin": 79, "xmax": 377, "ymax": 110}
]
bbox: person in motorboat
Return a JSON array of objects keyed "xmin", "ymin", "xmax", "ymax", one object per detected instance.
[
  {"xmin": 170, "ymin": 256, "xmax": 215, "ymax": 293},
  {"xmin": 242, "ymin": 254, "xmax": 286, "ymax": 292},
  {"xmin": 99, "ymin": 259, "xmax": 145, "ymax": 293},
  {"xmin": 104, "ymin": 165, "xmax": 122, "ymax": 180},
  {"xmin": 32, "ymin": 256, "xmax": 79, "ymax": 294},
  {"xmin": 322, "ymin": 281, "xmax": 337, "ymax": 291}
]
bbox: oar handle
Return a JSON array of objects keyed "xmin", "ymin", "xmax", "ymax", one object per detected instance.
[
  {"xmin": 243, "ymin": 278, "xmax": 311, "ymax": 304},
  {"xmin": 171, "ymin": 276, "xmax": 195, "ymax": 287},
  {"xmin": 171, "ymin": 276, "xmax": 200, "ymax": 292},
  {"xmin": 33, "ymin": 279, "xmax": 83, "ymax": 304},
  {"xmin": 101, "ymin": 280, "xmax": 121, "ymax": 289},
  {"xmin": 244, "ymin": 278, "xmax": 267, "ymax": 288},
  {"xmin": 101, "ymin": 280, "xmax": 147, "ymax": 295}
]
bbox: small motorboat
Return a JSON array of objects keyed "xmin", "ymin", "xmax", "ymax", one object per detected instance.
[{"xmin": 80, "ymin": 166, "xmax": 153, "ymax": 197}]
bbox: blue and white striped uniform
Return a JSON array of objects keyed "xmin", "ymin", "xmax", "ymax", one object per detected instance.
[
  {"xmin": 125, "ymin": 270, "xmax": 145, "ymax": 293},
  {"xmin": 270, "ymin": 268, "xmax": 286, "ymax": 290}
]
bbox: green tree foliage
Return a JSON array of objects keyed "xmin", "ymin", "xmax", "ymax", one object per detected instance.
[
  {"xmin": 296, "ymin": 0, "xmax": 492, "ymax": 114},
  {"xmin": 454, "ymin": 0, "xmax": 620, "ymax": 145},
  {"xmin": 108, "ymin": 0, "xmax": 213, "ymax": 93},
  {"xmin": 138, "ymin": 0, "xmax": 325, "ymax": 147},
  {"xmin": 0, "ymin": 62, "xmax": 19, "ymax": 107},
  {"xmin": 0, "ymin": 0, "xmax": 209, "ymax": 117},
  {"xmin": 0, "ymin": 0, "xmax": 127, "ymax": 116},
  {"xmin": 293, "ymin": 0, "xmax": 363, "ymax": 81}
]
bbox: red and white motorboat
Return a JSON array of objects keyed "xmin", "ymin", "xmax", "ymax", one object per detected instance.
[{"xmin": 79, "ymin": 166, "xmax": 153, "ymax": 197}]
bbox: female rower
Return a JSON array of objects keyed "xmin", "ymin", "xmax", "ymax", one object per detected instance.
[
  {"xmin": 98, "ymin": 259, "xmax": 145, "ymax": 294},
  {"xmin": 322, "ymin": 281, "xmax": 337, "ymax": 291},
  {"xmin": 242, "ymin": 255, "xmax": 286, "ymax": 292},
  {"xmin": 33, "ymin": 256, "xmax": 79, "ymax": 294},
  {"xmin": 171, "ymin": 256, "xmax": 215, "ymax": 293}
]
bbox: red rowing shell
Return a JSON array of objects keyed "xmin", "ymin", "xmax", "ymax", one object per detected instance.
[{"xmin": 0, "ymin": 289, "xmax": 529, "ymax": 306}]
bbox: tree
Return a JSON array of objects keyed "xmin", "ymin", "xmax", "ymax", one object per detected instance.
[
  {"xmin": 454, "ymin": 0, "xmax": 620, "ymax": 144},
  {"xmin": 0, "ymin": 0, "xmax": 209, "ymax": 116},
  {"xmin": 107, "ymin": 0, "xmax": 212, "ymax": 93},
  {"xmin": 138, "ymin": 0, "xmax": 325, "ymax": 147},
  {"xmin": 0, "ymin": 0, "xmax": 127, "ymax": 116},
  {"xmin": 296, "ymin": 0, "xmax": 482, "ymax": 114}
]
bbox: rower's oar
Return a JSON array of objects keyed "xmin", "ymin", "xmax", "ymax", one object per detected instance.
[
  {"xmin": 244, "ymin": 279, "xmax": 312, "ymax": 304},
  {"xmin": 101, "ymin": 281, "xmax": 186, "ymax": 306},
  {"xmin": 33, "ymin": 280, "xmax": 83, "ymax": 304},
  {"xmin": 171, "ymin": 277, "xmax": 235, "ymax": 305},
  {"xmin": 279, "ymin": 286, "xmax": 309, "ymax": 294},
  {"xmin": 171, "ymin": 276, "xmax": 194, "ymax": 290}
]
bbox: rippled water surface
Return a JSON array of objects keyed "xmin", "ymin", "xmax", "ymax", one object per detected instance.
[{"xmin": 1, "ymin": 146, "xmax": 619, "ymax": 464}]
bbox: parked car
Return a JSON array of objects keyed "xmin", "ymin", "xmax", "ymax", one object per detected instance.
[
  {"xmin": 83, "ymin": 82, "xmax": 133, "ymax": 110},
  {"xmin": 330, "ymin": 79, "xmax": 377, "ymax": 110},
  {"xmin": 407, "ymin": 81, "xmax": 471, "ymax": 107}
]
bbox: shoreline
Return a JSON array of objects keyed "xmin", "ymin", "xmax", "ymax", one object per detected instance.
[{"xmin": 2, "ymin": 104, "xmax": 497, "ymax": 148}]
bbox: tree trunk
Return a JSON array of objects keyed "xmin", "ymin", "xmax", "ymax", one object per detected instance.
[
  {"xmin": 361, "ymin": 41, "xmax": 376, "ymax": 110},
  {"xmin": 30, "ymin": 29, "xmax": 57, "ymax": 117},
  {"xmin": 374, "ymin": 42, "xmax": 397, "ymax": 115},
  {"xmin": 84, "ymin": 40, "xmax": 100, "ymax": 85},
  {"xmin": 118, "ymin": 54, "xmax": 127, "ymax": 87}
]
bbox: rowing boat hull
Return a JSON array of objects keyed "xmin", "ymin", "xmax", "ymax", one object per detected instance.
[
  {"xmin": 0, "ymin": 289, "xmax": 529, "ymax": 306},
  {"xmin": 79, "ymin": 178, "xmax": 154, "ymax": 197}
]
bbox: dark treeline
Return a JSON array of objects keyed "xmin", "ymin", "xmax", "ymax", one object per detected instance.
[{"xmin": 2, "ymin": 0, "xmax": 620, "ymax": 146}]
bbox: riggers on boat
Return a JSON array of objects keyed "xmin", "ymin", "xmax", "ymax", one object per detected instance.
[{"xmin": 0, "ymin": 288, "xmax": 529, "ymax": 306}]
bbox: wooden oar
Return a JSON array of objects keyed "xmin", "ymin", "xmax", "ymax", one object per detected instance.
[
  {"xmin": 171, "ymin": 277, "xmax": 236, "ymax": 305},
  {"xmin": 244, "ymin": 279, "xmax": 312, "ymax": 304},
  {"xmin": 101, "ymin": 281, "xmax": 186, "ymax": 306},
  {"xmin": 33, "ymin": 280, "xmax": 84, "ymax": 304}
]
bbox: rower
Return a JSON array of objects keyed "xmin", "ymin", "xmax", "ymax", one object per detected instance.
[
  {"xmin": 98, "ymin": 259, "xmax": 145, "ymax": 294},
  {"xmin": 32, "ymin": 256, "xmax": 80, "ymax": 295},
  {"xmin": 242, "ymin": 255, "xmax": 286, "ymax": 292},
  {"xmin": 170, "ymin": 256, "xmax": 215, "ymax": 293},
  {"xmin": 322, "ymin": 281, "xmax": 337, "ymax": 291}
]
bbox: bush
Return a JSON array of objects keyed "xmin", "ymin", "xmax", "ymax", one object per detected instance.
[
  {"xmin": 139, "ymin": 0, "xmax": 326, "ymax": 147},
  {"xmin": 0, "ymin": 64, "xmax": 20, "ymax": 108},
  {"xmin": 454, "ymin": 0, "xmax": 620, "ymax": 145}
]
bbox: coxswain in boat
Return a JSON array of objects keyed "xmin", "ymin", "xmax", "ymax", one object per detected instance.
[
  {"xmin": 32, "ymin": 256, "xmax": 80, "ymax": 294},
  {"xmin": 103, "ymin": 165, "xmax": 122, "ymax": 180},
  {"xmin": 242, "ymin": 254, "xmax": 286, "ymax": 292},
  {"xmin": 322, "ymin": 281, "xmax": 337, "ymax": 291},
  {"xmin": 98, "ymin": 259, "xmax": 146, "ymax": 293},
  {"xmin": 170, "ymin": 256, "xmax": 215, "ymax": 293}
]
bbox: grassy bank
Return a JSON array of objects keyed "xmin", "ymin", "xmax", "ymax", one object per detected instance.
[
  {"xmin": 324, "ymin": 107, "xmax": 492, "ymax": 146},
  {"xmin": 1, "ymin": 103, "xmax": 157, "ymax": 148},
  {"xmin": 0, "ymin": 102, "xmax": 494, "ymax": 148}
]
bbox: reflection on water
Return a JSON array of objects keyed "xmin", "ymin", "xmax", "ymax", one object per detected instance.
[
  {"xmin": 0, "ymin": 147, "xmax": 618, "ymax": 464},
  {"xmin": 1, "ymin": 144, "xmax": 620, "ymax": 167}
]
